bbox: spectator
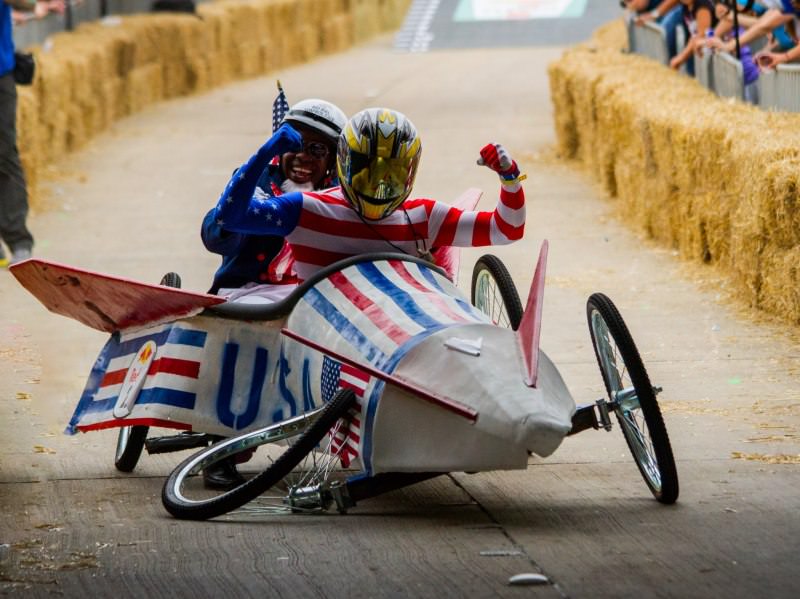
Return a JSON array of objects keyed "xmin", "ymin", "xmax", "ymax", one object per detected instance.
[
  {"xmin": 200, "ymin": 97, "xmax": 346, "ymax": 489},
  {"xmin": 201, "ymin": 98, "xmax": 347, "ymax": 305},
  {"xmin": 0, "ymin": 0, "xmax": 63, "ymax": 268},
  {"xmin": 633, "ymin": 0, "xmax": 684, "ymax": 58},
  {"xmin": 669, "ymin": 0, "xmax": 718, "ymax": 74},
  {"xmin": 755, "ymin": 37, "xmax": 800, "ymax": 66},
  {"xmin": 715, "ymin": 0, "xmax": 798, "ymax": 53}
]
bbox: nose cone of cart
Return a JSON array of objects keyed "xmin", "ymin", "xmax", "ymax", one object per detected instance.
[{"xmin": 368, "ymin": 322, "xmax": 576, "ymax": 475}]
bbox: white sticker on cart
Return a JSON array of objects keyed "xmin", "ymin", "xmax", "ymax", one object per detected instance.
[{"xmin": 113, "ymin": 340, "xmax": 157, "ymax": 418}]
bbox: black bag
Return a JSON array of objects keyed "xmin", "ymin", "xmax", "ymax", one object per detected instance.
[{"xmin": 13, "ymin": 52, "xmax": 35, "ymax": 86}]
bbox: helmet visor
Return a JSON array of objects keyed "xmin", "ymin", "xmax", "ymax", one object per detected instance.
[{"xmin": 349, "ymin": 153, "xmax": 414, "ymax": 209}]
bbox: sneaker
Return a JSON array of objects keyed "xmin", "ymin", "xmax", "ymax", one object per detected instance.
[{"xmin": 9, "ymin": 248, "xmax": 32, "ymax": 265}]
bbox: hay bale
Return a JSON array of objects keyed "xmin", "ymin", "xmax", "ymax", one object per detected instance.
[{"xmin": 548, "ymin": 20, "xmax": 800, "ymax": 327}]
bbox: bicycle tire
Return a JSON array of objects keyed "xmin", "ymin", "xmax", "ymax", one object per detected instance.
[
  {"xmin": 113, "ymin": 271, "xmax": 181, "ymax": 472},
  {"xmin": 586, "ymin": 293, "xmax": 679, "ymax": 504},
  {"xmin": 471, "ymin": 254, "xmax": 523, "ymax": 330},
  {"xmin": 162, "ymin": 388, "xmax": 356, "ymax": 520},
  {"xmin": 114, "ymin": 425, "xmax": 149, "ymax": 472}
]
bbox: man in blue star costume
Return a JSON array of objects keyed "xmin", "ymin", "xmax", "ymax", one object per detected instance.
[{"xmin": 201, "ymin": 93, "xmax": 347, "ymax": 294}]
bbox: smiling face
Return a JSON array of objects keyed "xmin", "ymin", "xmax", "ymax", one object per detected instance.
[{"xmin": 280, "ymin": 126, "xmax": 336, "ymax": 189}]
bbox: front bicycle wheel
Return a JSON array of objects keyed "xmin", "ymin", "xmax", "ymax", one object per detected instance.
[
  {"xmin": 587, "ymin": 293, "xmax": 679, "ymax": 504},
  {"xmin": 162, "ymin": 388, "xmax": 357, "ymax": 520},
  {"xmin": 114, "ymin": 272, "xmax": 182, "ymax": 472},
  {"xmin": 471, "ymin": 255, "xmax": 523, "ymax": 330}
]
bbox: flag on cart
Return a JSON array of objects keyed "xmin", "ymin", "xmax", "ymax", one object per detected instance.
[
  {"xmin": 321, "ymin": 356, "xmax": 370, "ymax": 468},
  {"xmin": 272, "ymin": 80, "xmax": 289, "ymax": 133}
]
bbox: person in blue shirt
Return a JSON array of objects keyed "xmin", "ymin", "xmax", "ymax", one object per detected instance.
[
  {"xmin": 200, "ymin": 98, "xmax": 347, "ymax": 301},
  {"xmin": 199, "ymin": 97, "xmax": 346, "ymax": 488},
  {"xmin": 1, "ymin": 0, "xmax": 63, "ymax": 268}
]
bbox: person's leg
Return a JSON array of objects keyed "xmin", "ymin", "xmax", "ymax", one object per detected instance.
[
  {"xmin": 0, "ymin": 74, "xmax": 34, "ymax": 261},
  {"xmin": 660, "ymin": 5, "xmax": 683, "ymax": 59}
]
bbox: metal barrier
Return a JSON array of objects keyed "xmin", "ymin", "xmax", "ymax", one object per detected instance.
[
  {"xmin": 712, "ymin": 51, "xmax": 744, "ymax": 101},
  {"xmin": 626, "ymin": 14, "xmax": 799, "ymax": 113},
  {"xmin": 758, "ymin": 64, "xmax": 800, "ymax": 112},
  {"xmin": 13, "ymin": 0, "xmax": 203, "ymax": 49},
  {"xmin": 695, "ymin": 50, "xmax": 714, "ymax": 91},
  {"xmin": 628, "ymin": 19, "xmax": 669, "ymax": 66}
]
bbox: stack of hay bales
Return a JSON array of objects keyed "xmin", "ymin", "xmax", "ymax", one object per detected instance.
[
  {"xmin": 15, "ymin": 0, "xmax": 412, "ymax": 209},
  {"xmin": 548, "ymin": 19, "xmax": 800, "ymax": 327}
]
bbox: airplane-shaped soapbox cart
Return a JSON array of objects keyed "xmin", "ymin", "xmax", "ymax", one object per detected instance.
[{"xmin": 10, "ymin": 203, "xmax": 679, "ymax": 522}]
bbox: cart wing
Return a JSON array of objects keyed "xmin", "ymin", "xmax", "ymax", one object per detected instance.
[{"xmin": 10, "ymin": 259, "xmax": 225, "ymax": 333}]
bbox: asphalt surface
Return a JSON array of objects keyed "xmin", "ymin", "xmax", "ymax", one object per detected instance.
[{"xmin": 1, "ymin": 5, "xmax": 799, "ymax": 598}]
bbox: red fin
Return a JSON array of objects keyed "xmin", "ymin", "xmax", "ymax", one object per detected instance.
[
  {"xmin": 516, "ymin": 240, "xmax": 548, "ymax": 387},
  {"xmin": 10, "ymin": 259, "xmax": 225, "ymax": 333}
]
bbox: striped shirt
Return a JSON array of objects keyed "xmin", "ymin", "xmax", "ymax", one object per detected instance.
[{"xmin": 213, "ymin": 142, "xmax": 525, "ymax": 282}]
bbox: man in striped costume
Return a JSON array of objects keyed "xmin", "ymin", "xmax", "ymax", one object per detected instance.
[{"xmin": 210, "ymin": 107, "xmax": 526, "ymax": 297}]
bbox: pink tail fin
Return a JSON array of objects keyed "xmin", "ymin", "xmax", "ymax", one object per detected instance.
[{"xmin": 516, "ymin": 240, "xmax": 548, "ymax": 387}]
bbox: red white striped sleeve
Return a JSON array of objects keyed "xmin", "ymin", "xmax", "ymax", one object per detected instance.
[{"xmin": 426, "ymin": 181, "xmax": 525, "ymax": 248}]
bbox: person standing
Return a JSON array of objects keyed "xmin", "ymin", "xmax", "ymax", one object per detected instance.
[{"xmin": 0, "ymin": 0, "xmax": 63, "ymax": 267}]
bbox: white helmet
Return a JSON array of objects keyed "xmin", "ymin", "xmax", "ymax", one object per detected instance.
[{"xmin": 283, "ymin": 99, "xmax": 347, "ymax": 146}]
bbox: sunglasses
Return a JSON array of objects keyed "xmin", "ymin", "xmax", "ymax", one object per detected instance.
[{"xmin": 300, "ymin": 141, "xmax": 330, "ymax": 160}]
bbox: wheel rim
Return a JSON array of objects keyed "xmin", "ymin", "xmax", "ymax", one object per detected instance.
[
  {"xmin": 474, "ymin": 270, "xmax": 514, "ymax": 328},
  {"xmin": 115, "ymin": 426, "xmax": 132, "ymax": 462},
  {"xmin": 170, "ymin": 410, "xmax": 349, "ymax": 515},
  {"xmin": 589, "ymin": 310, "xmax": 662, "ymax": 493}
]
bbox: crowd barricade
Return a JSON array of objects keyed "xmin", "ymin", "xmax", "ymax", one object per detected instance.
[
  {"xmin": 626, "ymin": 17, "xmax": 798, "ymax": 112},
  {"xmin": 758, "ymin": 64, "xmax": 800, "ymax": 112},
  {"xmin": 712, "ymin": 52, "xmax": 744, "ymax": 101},
  {"xmin": 695, "ymin": 51, "xmax": 714, "ymax": 91},
  {"xmin": 627, "ymin": 17, "xmax": 669, "ymax": 65}
]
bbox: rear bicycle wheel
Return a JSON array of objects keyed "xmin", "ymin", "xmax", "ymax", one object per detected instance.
[
  {"xmin": 586, "ymin": 293, "xmax": 679, "ymax": 504},
  {"xmin": 471, "ymin": 255, "xmax": 523, "ymax": 330},
  {"xmin": 162, "ymin": 388, "xmax": 357, "ymax": 520},
  {"xmin": 114, "ymin": 271, "xmax": 182, "ymax": 472}
]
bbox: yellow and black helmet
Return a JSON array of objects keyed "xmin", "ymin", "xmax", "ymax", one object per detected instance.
[{"xmin": 337, "ymin": 108, "xmax": 422, "ymax": 220}]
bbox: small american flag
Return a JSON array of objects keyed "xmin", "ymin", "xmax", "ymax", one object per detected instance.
[
  {"xmin": 272, "ymin": 80, "xmax": 289, "ymax": 133},
  {"xmin": 321, "ymin": 356, "xmax": 370, "ymax": 468}
]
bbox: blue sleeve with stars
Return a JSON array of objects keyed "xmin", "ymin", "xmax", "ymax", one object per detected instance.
[{"xmin": 211, "ymin": 124, "xmax": 304, "ymax": 237}]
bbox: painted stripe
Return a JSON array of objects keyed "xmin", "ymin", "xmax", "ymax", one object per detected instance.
[
  {"xmin": 328, "ymin": 271, "xmax": 413, "ymax": 345},
  {"xmin": 100, "ymin": 357, "xmax": 200, "ymax": 389},
  {"xmin": 356, "ymin": 263, "xmax": 443, "ymax": 331},
  {"xmin": 74, "ymin": 387, "xmax": 197, "ymax": 416},
  {"xmin": 77, "ymin": 418, "xmax": 193, "ymax": 433},
  {"xmin": 389, "ymin": 261, "xmax": 471, "ymax": 324},
  {"xmin": 303, "ymin": 287, "xmax": 391, "ymax": 369}
]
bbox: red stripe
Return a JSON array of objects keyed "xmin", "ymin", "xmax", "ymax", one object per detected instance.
[
  {"xmin": 472, "ymin": 212, "xmax": 492, "ymax": 246},
  {"xmin": 99, "ymin": 357, "xmax": 200, "ymax": 388},
  {"xmin": 329, "ymin": 271, "xmax": 412, "ymax": 345},
  {"xmin": 149, "ymin": 357, "xmax": 200, "ymax": 378},
  {"xmin": 101, "ymin": 368, "xmax": 127, "ymax": 387},
  {"xmin": 78, "ymin": 418, "xmax": 192, "ymax": 432},
  {"xmin": 389, "ymin": 262, "xmax": 469, "ymax": 323}
]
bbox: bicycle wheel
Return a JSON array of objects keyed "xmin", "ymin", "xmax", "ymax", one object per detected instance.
[
  {"xmin": 162, "ymin": 388, "xmax": 357, "ymax": 520},
  {"xmin": 586, "ymin": 293, "xmax": 679, "ymax": 504},
  {"xmin": 471, "ymin": 255, "xmax": 523, "ymax": 330},
  {"xmin": 114, "ymin": 272, "xmax": 181, "ymax": 472}
]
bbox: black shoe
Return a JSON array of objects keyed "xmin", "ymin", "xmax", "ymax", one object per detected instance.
[{"xmin": 202, "ymin": 457, "xmax": 245, "ymax": 490}]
